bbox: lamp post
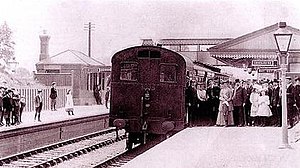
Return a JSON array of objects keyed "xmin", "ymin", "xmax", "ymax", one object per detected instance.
[{"xmin": 273, "ymin": 22, "xmax": 293, "ymax": 149}]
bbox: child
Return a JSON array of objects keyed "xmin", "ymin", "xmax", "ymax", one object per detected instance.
[{"xmin": 65, "ymin": 89, "xmax": 74, "ymax": 115}]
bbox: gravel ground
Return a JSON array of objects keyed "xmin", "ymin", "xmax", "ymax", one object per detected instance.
[
  {"xmin": 52, "ymin": 140, "xmax": 126, "ymax": 168},
  {"xmin": 52, "ymin": 130, "xmax": 126, "ymax": 168}
]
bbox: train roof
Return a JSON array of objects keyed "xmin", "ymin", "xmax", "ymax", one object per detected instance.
[
  {"xmin": 112, "ymin": 45, "xmax": 194, "ymax": 70},
  {"xmin": 180, "ymin": 55, "xmax": 194, "ymax": 71}
]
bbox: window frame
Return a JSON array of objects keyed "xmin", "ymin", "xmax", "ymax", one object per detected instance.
[
  {"xmin": 119, "ymin": 61, "xmax": 139, "ymax": 82},
  {"xmin": 159, "ymin": 63, "xmax": 178, "ymax": 83}
]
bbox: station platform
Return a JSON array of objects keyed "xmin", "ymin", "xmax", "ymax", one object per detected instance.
[
  {"xmin": 0, "ymin": 105, "xmax": 109, "ymax": 132},
  {"xmin": 122, "ymin": 125, "xmax": 300, "ymax": 168}
]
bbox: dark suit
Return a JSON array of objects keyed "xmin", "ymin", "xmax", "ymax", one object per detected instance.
[
  {"xmin": 294, "ymin": 85, "xmax": 300, "ymax": 120},
  {"xmin": 287, "ymin": 84, "xmax": 295, "ymax": 127},
  {"xmin": 244, "ymin": 86, "xmax": 252, "ymax": 125},
  {"xmin": 3, "ymin": 94, "xmax": 13, "ymax": 126},
  {"xmin": 50, "ymin": 87, "xmax": 57, "ymax": 111},
  {"xmin": 206, "ymin": 86, "xmax": 220, "ymax": 125},
  {"xmin": 232, "ymin": 86, "xmax": 247, "ymax": 126},
  {"xmin": 186, "ymin": 85, "xmax": 198, "ymax": 126},
  {"xmin": 271, "ymin": 86, "xmax": 281, "ymax": 126},
  {"xmin": 34, "ymin": 94, "xmax": 43, "ymax": 121}
]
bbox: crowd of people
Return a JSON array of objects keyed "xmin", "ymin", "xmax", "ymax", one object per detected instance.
[
  {"xmin": 0, "ymin": 81, "xmax": 74, "ymax": 127},
  {"xmin": 186, "ymin": 76, "xmax": 300, "ymax": 129},
  {"xmin": 0, "ymin": 87, "xmax": 26, "ymax": 127}
]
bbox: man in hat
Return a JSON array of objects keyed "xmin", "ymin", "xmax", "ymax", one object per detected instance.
[
  {"xmin": 243, "ymin": 79, "xmax": 253, "ymax": 126},
  {"xmin": 11, "ymin": 90, "xmax": 20, "ymax": 125},
  {"xmin": 232, "ymin": 79, "xmax": 247, "ymax": 126},
  {"xmin": 50, "ymin": 82, "xmax": 57, "ymax": 111},
  {"xmin": 286, "ymin": 76, "xmax": 296, "ymax": 128},
  {"xmin": 206, "ymin": 78, "xmax": 220, "ymax": 125},
  {"xmin": 185, "ymin": 80, "xmax": 198, "ymax": 127},
  {"xmin": 271, "ymin": 79, "xmax": 281, "ymax": 126},
  {"xmin": 294, "ymin": 77, "xmax": 300, "ymax": 123},
  {"xmin": 3, "ymin": 89, "xmax": 13, "ymax": 126},
  {"xmin": 35, "ymin": 89, "xmax": 43, "ymax": 122}
]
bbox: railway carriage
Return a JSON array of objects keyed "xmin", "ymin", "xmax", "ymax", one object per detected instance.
[
  {"xmin": 109, "ymin": 45, "xmax": 230, "ymax": 149},
  {"xmin": 109, "ymin": 46, "xmax": 194, "ymax": 149}
]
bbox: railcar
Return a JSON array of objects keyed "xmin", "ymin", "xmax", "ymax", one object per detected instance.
[
  {"xmin": 109, "ymin": 45, "xmax": 231, "ymax": 149},
  {"xmin": 109, "ymin": 45, "xmax": 194, "ymax": 149}
]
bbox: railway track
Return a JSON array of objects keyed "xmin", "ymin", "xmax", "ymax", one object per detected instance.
[
  {"xmin": 0, "ymin": 128, "xmax": 126, "ymax": 168},
  {"xmin": 94, "ymin": 135, "xmax": 166, "ymax": 168}
]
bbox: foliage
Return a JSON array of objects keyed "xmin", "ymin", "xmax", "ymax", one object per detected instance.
[{"xmin": 0, "ymin": 22, "xmax": 15, "ymax": 62}]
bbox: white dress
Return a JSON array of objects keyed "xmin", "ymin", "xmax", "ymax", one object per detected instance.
[
  {"xmin": 250, "ymin": 92, "xmax": 259, "ymax": 117},
  {"xmin": 65, "ymin": 93, "xmax": 74, "ymax": 111},
  {"xmin": 257, "ymin": 95, "xmax": 272, "ymax": 117}
]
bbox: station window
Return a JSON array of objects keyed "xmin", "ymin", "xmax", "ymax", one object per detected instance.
[
  {"xmin": 120, "ymin": 62, "xmax": 138, "ymax": 81},
  {"xmin": 160, "ymin": 64, "xmax": 177, "ymax": 83}
]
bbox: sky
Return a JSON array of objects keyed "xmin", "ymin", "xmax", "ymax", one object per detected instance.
[{"xmin": 1, "ymin": 0, "xmax": 300, "ymax": 71}]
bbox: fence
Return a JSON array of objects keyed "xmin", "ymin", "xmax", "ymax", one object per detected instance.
[{"xmin": 16, "ymin": 86, "xmax": 72, "ymax": 112}]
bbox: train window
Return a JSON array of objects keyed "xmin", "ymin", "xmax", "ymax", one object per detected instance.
[
  {"xmin": 138, "ymin": 50, "xmax": 149, "ymax": 58},
  {"xmin": 138, "ymin": 50, "xmax": 161, "ymax": 58},
  {"xmin": 160, "ymin": 64, "xmax": 177, "ymax": 83},
  {"xmin": 150, "ymin": 51, "xmax": 160, "ymax": 58},
  {"xmin": 120, "ymin": 63, "xmax": 138, "ymax": 81}
]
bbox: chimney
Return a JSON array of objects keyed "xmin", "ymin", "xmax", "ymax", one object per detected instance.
[{"xmin": 39, "ymin": 30, "xmax": 50, "ymax": 61}]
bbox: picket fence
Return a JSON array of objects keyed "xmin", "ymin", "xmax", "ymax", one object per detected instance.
[{"xmin": 16, "ymin": 86, "xmax": 71, "ymax": 112}]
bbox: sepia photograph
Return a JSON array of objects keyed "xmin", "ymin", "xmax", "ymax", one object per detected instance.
[{"xmin": 0, "ymin": 0, "xmax": 300, "ymax": 167}]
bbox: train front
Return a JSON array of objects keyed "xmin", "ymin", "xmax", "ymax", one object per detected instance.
[{"xmin": 109, "ymin": 46, "xmax": 188, "ymax": 149}]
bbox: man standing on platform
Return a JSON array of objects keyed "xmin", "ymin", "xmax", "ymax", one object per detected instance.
[
  {"xmin": 3, "ymin": 89, "xmax": 13, "ymax": 126},
  {"xmin": 94, "ymin": 85, "xmax": 102, "ymax": 105},
  {"xmin": 244, "ymin": 80, "xmax": 253, "ymax": 126},
  {"xmin": 294, "ymin": 77, "xmax": 300, "ymax": 124},
  {"xmin": 206, "ymin": 78, "xmax": 220, "ymax": 125},
  {"xmin": 232, "ymin": 79, "xmax": 247, "ymax": 126},
  {"xmin": 185, "ymin": 80, "xmax": 198, "ymax": 127},
  {"xmin": 35, "ymin": 89, "xmax": 43, "ymax": 122},
  {"xmin": 50, "ymin": 82, "xmax": 57, "ymax": 111},
  {"xmin": 271, "ymin": 79, "xmax": 281, "ymax": 126},
  {"xmin": 286, "ymin": 77, "xmax": 296, "ymax": 129}
]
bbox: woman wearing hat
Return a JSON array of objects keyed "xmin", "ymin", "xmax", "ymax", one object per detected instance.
[
  {"xmin": 250, "ymin": 87, "xmax": 260, "ymax": 126},
  {"xmin": 216, "ymin": 80, "xmax": 234, "ymax": 127}
]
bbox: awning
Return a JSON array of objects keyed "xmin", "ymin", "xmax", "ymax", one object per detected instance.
[{"xmin": 211, "ymin": 53, "xmax": 278, "ymax": 59}]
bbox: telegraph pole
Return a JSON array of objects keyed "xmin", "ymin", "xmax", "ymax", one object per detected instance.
[{"xmin": 84, "ymin": 22, "xmax": 95, "ymax": 57}]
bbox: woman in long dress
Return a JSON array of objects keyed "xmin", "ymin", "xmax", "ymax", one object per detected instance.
[
  {"xmin": 250, "ymin": 88, "xmax": 260, "ymax": 126},
  {"xmin": 65, "ymin": 89, "xmax": 74, "ymax": 115},
  {"xmin": 216, "ymin": 81, "xmax": 234, "ymax": 126},
  {"xmin": 257, "ymin": 90, "xmax": 272, "ymax": 126}
]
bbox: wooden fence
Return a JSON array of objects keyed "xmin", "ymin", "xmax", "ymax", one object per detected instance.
[{"xmin": 16, "ymin": 86, "xmax": 72, "ymax": 112}]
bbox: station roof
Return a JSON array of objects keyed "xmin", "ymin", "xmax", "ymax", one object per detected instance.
[
  {"xmin": 208, "ymin": 22, "xmax": 300, "ymax": 67},
  {"xmin": 159, "ymin": 38, "xmax": 232, "ymax": 45},
  {"xmin": 37, "ymin": 50, "xmax": 105, "ymax": 66}
]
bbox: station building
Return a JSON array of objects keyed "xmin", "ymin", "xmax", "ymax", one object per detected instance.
[
  {"xmin": 208, "ymin": 22, "xmax": 300, "ymax": 80},
  {"xmin": 34, "ymin": 31, "xmax": 111, "ymax": 105}
]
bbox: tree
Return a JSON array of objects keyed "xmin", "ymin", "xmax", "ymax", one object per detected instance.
[{"xmin": 0, "ymin": 22, "xmax": 15, "ymax": 62}]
